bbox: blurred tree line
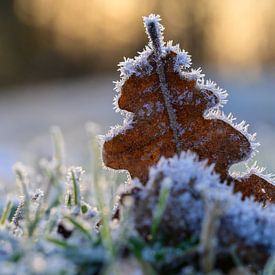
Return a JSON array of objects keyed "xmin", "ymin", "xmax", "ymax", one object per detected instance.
[
  {"xmin": 1, "ymin": 0, "xmax": 275, "ymax": 87},
  {"xmin": 0, "ymin": 1, "xmax": 94, "ymax": 87}
]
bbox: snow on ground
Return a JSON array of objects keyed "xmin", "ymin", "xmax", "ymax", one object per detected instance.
[{"xmin": 0, "ymin": 72, "xmax": 275, "ymax": 186}]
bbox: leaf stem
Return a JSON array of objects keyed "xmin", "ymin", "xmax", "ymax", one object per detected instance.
[{"xmin": 145, "ymin": 20, "xmax": 182, "ymax": 155}]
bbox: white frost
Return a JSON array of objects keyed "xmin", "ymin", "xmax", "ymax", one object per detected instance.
[
  {"xmin": 136, "ymin": 152, "xmax": 275, "ymax": 251},
  {"xmin": 101, "ymin": 113, "xmax": 134, "ymax": 142},
  {"xmin": 165, "ymin": 40, "xmax": 192, "ymax": 70},
  {"xmin": 233, "ymin": 161, "xmax": 275, "ymax": 186},
  {"xmin": 143, "ymin": 14, "xmax": 165, "ymax": 54},
  {"xmin": 205, "ymin": 109, "xmax": 260, "ymax": 156},
  {"xmin": 198, "ymin": 79, "xmax": 228, "ymax": 108}
]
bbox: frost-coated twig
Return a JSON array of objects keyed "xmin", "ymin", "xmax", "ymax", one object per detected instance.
[{"xmin": 145, "ymin": 17, "xmax": 182, "ymax": 154}]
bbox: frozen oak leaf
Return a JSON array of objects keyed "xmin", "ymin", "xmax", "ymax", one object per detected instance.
[{"xmin": 102, "ymin": 14, "xmax": 275, "ymax": 204}]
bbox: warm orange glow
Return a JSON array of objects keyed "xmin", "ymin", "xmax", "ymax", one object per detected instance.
[
  {"xmin": 14, "ymin": 0, "xmax": 275, "ymax": 71},
  {"xmin": 207, "ymin": 0, "xmax": 275, "ymax": 70},
  {"xmin": 14, "ymin": 0, "xmax": 157, "ymax": 58}
]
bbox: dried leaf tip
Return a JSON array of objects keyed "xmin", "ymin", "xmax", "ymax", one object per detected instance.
[
  {"xmin": 143, "ymin": 14, "xmax": 192, "ymax": 71},
  {"xmin": 143, "ymin": 14, "xmax": 165, "ymax": 55}
]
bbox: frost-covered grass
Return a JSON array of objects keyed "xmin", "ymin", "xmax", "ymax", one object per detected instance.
[
  {"xmin": 0, "ymin": 125, "xmax": 120, "ymax": 274},
  {"xmin": 0, "ymin": 125, "xmax": 274, "ymax": 275},
  {"xmin": 0, "ymin": 125, "xmax": 197, "ymax": 274}
]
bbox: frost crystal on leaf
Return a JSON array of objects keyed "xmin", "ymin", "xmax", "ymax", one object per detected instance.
[
  {"xmin": 198, "ymin": 79, "xmax": 228, "ymax": 108},
  {"xmin": 143, "ymin": 14, "xmax": 165, "ymax": 54},
  {"xmin": 234, "ymin": 161, "xmax": 275, "ymax": 186},
  {"xmin": 101, "ymin": 113, "xmax": 134, "ymax": 142},
  {"xmin": 205, "ymin": 109, "xmax": 260, "ymax": 155}
]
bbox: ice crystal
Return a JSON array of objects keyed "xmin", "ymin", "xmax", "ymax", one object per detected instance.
[
  {"xmin": 101, "ymin": 112, "xmax": 134, "ymax": 142},
  {"xmin": 205, "ymin": 109, "xmax": 260, "ymax": 155},
  {"xmin": 234, "ymin": 161, "xmax": 275, "ymax": 186}
]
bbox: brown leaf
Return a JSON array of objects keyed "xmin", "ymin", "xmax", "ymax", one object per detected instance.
[
  {"xmin": 102, "ymin": 15, "xmax": 275, "ymax": 204},
  {"xmin": 234, "ymin": 174, "xmax": 275, "ymax": 203}
]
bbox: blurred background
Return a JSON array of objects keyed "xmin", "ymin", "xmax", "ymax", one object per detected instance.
[{"xmin": 1, "ymin": 0, "xmax": 275, "ymax": 184}]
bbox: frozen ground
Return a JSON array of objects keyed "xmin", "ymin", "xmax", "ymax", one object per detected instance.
[{"xmin": 0, "ymin": 72, "xmax": 275, "ymax": 186}]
